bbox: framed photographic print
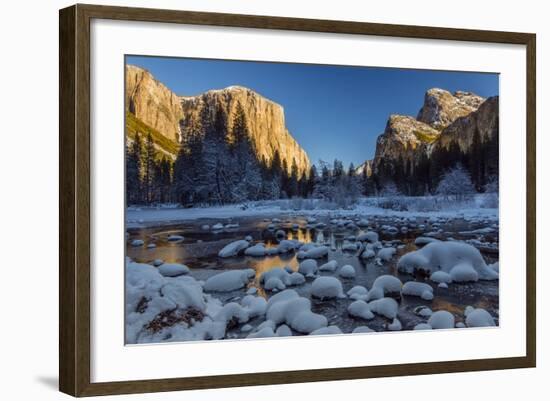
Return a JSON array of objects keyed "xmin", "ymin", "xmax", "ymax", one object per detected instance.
[{"xmin": 59, "ymin": 3, "xmax": 536, "ymax": 397}]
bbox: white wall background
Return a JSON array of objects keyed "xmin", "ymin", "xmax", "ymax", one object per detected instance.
[{"xmin": 0, "ymin": 0, "xmax": 545, "ymax": 400}]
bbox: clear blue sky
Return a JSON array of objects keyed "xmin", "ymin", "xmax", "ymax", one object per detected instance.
[{"xmin": 126, "ymin": 55, "xmax": 499, "ymax": 168}]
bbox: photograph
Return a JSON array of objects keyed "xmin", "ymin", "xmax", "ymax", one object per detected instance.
[{"xmin": 124, "ymin": 55, "xmax": 500, "ymax": 344}]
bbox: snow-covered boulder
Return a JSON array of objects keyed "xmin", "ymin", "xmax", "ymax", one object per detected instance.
[
  {"xmin": 347, "ymin": 285, "xmax": 369, "ymax": 301},
  {"xmin": 244, "ymin": 243, "xmax": 268, "ymax": 257},
  {"xmin": 277, "ymin": 239, "xmax": 302, "ymax": 253},
  {"xmin": 297, "ymin": 245, "xmax": 329, "ymax": 259},
  {"xmin": 348, "ymin": 300, "xmax": 374, "ymax": 320},
  {"xmin": 387, "ymin": 318, "xmax": 402, "ymax": 331},
  {"xmin": 401, "ymin": 281, "xmax": 434, "ymax": 301},
  {"xmin": 319, "ymin": 260, "xmax": 338, "ymax": 272},
  {"xmin": 465, "ymin": 308, "xmax": 496, "ymax": 327},
  {"xmin": 167, "ymin": 234, "xmax": 184, "ymax": 242},
  {"xmin": 130, "ymin": 239, "xmax": 144, "ymax": 247},
  {"xmin": 430, "ymin": 271, "xmax": 453, "ymax": 284},
  {"xmin": 311, "ymin": 276, "xmax": 345, "ymax": 300},
  {"xmin": 377, "ymin": 247, "xmax": 397, "ymax": 262},
  {"xmin": 276, "ymin": 324, "xmax": 293, "ymax": 337},
  {"xmin": 212, "ymin": 223, "xmax": 224, "ymax": 230},
  {"xmin": 218, "ymin": 240, "xmax": 250, "ymax": 258},
  {"xmin": 247, "ymin": 326, "xmax": 276, "ymax": 338},
  {"xmin": 414, "ymin": 237, "xmax": 440, "ymax": 246},
  {"xmin": 397, "ymin": 241, "xmax": 498, "ymax": 281},
  {"xmin": 428, "ymin": 310, "xmax": 455, "ymax": 329},
  {"xmin": 240, "ymin": 295, "xmax": 267, "ymax": 318},
  {"xmin": 298, "ymin": 259, "xmax": 318, "ymax": 278},
  {"xmin": 310, "ymin": 326, "xmax": 343, "ymax": 336},
  {"xmin": 265, "ymin": 290, "xmax": 327, "ymax": 334},
  {"xmin": 414, "ymin": 323, "xmax": 432, "ymax": 330},
  {"xmin": 264, "ymin": 277, "xmax": 286, "ymax": 292},
  {"xmin": 361, "ymin": 249, "xmax": 376, "ymax": 259},
  {"xmin": 368, "ymin": 297, "xmax": 399, "ymax": 319},
  {"xmin": 158, "ymin": 263, "xmax": 190, "ymax": 277},
  {"xmin": 338, "ymin": 265, "xmax": 356, "ymax": 279},
  {"xmin": 352, "ymin": 326, "xmax": 375, "ymax": 333},
  {"xmin": 213, "ymin": 302, "xmax": 250, "ymax": 326},
  {"xmin": 288, "ymin": 272, "xmax": 306, "ymax": 286},
  {"xmin": 367, "ymin": 275, "xmax": 403, "ymax": 301},
  {"xmin": 357, "ymin": 231, "xmax": 378, "ymax": 243},
  {"xmin": 449, "ymin": 262, "xmax": 479, "ymax": 282},
  {"xmin": 203, "ymin": 269, "xmax": 255, "ymax": 292}
]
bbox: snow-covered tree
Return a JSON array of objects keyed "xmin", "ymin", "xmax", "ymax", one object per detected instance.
[
  {"xmin": 380, "ymin": 181, "xmax": 401, "ymax": 198},
  {"xmin": 436, "ymin": 164, "xmax": 476, "ymax": 200}
]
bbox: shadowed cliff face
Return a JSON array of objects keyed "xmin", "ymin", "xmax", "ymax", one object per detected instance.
[{"xmin": 125, "ymin": 65, "xmax": 310, "ymax": 176}]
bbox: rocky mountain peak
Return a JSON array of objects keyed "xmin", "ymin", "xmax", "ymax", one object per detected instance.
[{"xmin": 417, "ymin": 88, "xmax": 485, "ymax": 130}]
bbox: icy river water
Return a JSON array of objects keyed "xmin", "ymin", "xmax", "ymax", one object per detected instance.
[{"xmin": 126, "ymin": 213, "xmax": 499, "ymax": 337}]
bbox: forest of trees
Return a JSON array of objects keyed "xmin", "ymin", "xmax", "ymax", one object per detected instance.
[
  {"xmin": 126, "ymin": 101, "xmax": 498, "ymax": 206},
  {"xmin": 373, "ymin": 126, "xmax": 499, "ymax": 196}
]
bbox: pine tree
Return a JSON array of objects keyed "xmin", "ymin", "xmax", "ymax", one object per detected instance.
[
  {"xmin": 126, "ymin": 133, "xmax": 142, "ymax": 204},
  {"xmin": 143, "ymin": 132, "xmax": 156, "ymax": 204}
]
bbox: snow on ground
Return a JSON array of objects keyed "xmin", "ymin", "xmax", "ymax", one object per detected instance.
[{"xmin": 126, "ymin": 196, "xmax": 498, "ymax": 228}]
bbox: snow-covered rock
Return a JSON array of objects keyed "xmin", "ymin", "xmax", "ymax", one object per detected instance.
[
  {"xmin": 352, "ymin": 326, "xmax": 375, "ymax": 333},
  {"xmin": 401, "ymin": 281, "xmax": 434, "ymax": 301},
  {"xmin": 348, "ymin": 300, "xmax": 374, "ymax": 320},
  {"xmin": 338, "ymin": 265, "xmax": 356, "ymax": 279},
  {"xmin": 449, "ymin": 262, "xmax": 479, "ymax": 282},
  {"xmin": 414, "ymin": 237, "xmax": 440, "ymax": 246},
  {"xmin": 203, "ymin": 269, "xmax": 255, "ymax": 292},
  {"xmin": 388, "ymin": 318, "xmax": 402, "ymax": 331},
  {"xmin": 298, "ymin": 259, "xmax": 318, "ymax": 278},
  {"xmin": 276, "ymin": 324, "xmax": 293, "ymax": 337},
  {"xmin": 357, "ymin": 230, "xmax": 378, "ymax": 243},
  {"xmin": 240, "ymin": 295, "xmax": 267, "ymax": 318},
  {"xmin": 311, "ymin": 276, "xmax": 345, "ymax": 300},
  {"xmin": 277, "ymin": 239, "xmax": 302, "ymax": 253},
  {"xmin": 218, "ymin": 240, "xmax": 250, "ymax": 258},
  {"xmin": 310, "ymin": 326, "xmax": 343, "ymax": 336},
  {"xmin": 347, "ymin": 285, "xmax": 369, "ymax": 301},
  {"xmin": 397, "ymin": 241, "xmax": 498, "ymax": 281},
  {"xmin": 213, "ymin": 302, "xmax": 250, "ymax": 325},
  {"xmin": 167, "ymin": 234, "xmax": 184, "ymax": 242},
  {"xmin": 264, "ymin": 277, "xmax": 286, "ymax": 292},
  {"xmin": 428, "ymin": 310, "xmax": 455, "ymax": 329},
  {"xmin": 377, "ymin": 247, "xmax": 397, "ymax": 262},
  {"xmin": 368, "ymin": 297, "xmax": 399, "ymax": 319},
  {"xmin": 297, "ymin": 245, "xmax": 329, "ymax": 259},
  {"xmin": 430, "ymin": 271, "xmax": 453, "ymax": 284},
  {"xmin": 414, "ymin": 323, "xmax": 432, "ymax": 330},
  {"xmin": 361, "ymin": 249, "xmax": 376, "ymax": 259},
  {"xmin": 212, "ymin": 223, "xmax": 224, "ymax": 230},
  {"xmin": 130, "ymin": 239, "xmax": 144, "ymax": 247},
  {"xmin": 367, "ymin": 275, "xmax": 403, "ymax": 301},
  {"xmin": 465, "ymin": 308, "xmax": 496, "ymax": 327},
  {"xmin": 244, "ymin": 243, "xmax": 268, "ymax": 257},
  {"xmin": 265, "ymin": 290, "xmax": 327, "ymax": 334},
  {"xmin": 247, "ymin": 326, "xmax": 276, "ymax": 338},
  {"xmin": 158, "ymin": 263, "xmax": 190, "ymax": 277},
  {"xmin": 319, "ymin": 260, "xmax": 338, "ymax": 272}
]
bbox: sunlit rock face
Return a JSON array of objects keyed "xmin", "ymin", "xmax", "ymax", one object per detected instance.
[
  {"xmin": 125, "ymin": 65, "xmax": 310, "ymax": 176},
  {"xmin": 125, "ymin": 65, "xmax": 184, "ymax": 143},
  {"xmin": 367, "ymin": 88, "xmax": 496, "ymax": 177},
  {"xmin": 373, "ymin": 114, "xmax": 440, "ymax": 167},
  {"xmin": 180, "ymin": 86, "xmax": 310, "ymax": 177},
  {"xmin": 417, "ymin": 88, "xmax": 485, "ymax": 130}
]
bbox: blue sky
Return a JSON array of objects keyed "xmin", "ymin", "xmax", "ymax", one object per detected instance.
[{"xmin": 127, "ymin": 55, "xmax": 499, "ymax": 167}]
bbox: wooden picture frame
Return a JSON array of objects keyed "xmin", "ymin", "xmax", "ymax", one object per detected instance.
[{"xmin": 59, "ymin": 3, "xmax": 536, "ymax": 397}]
